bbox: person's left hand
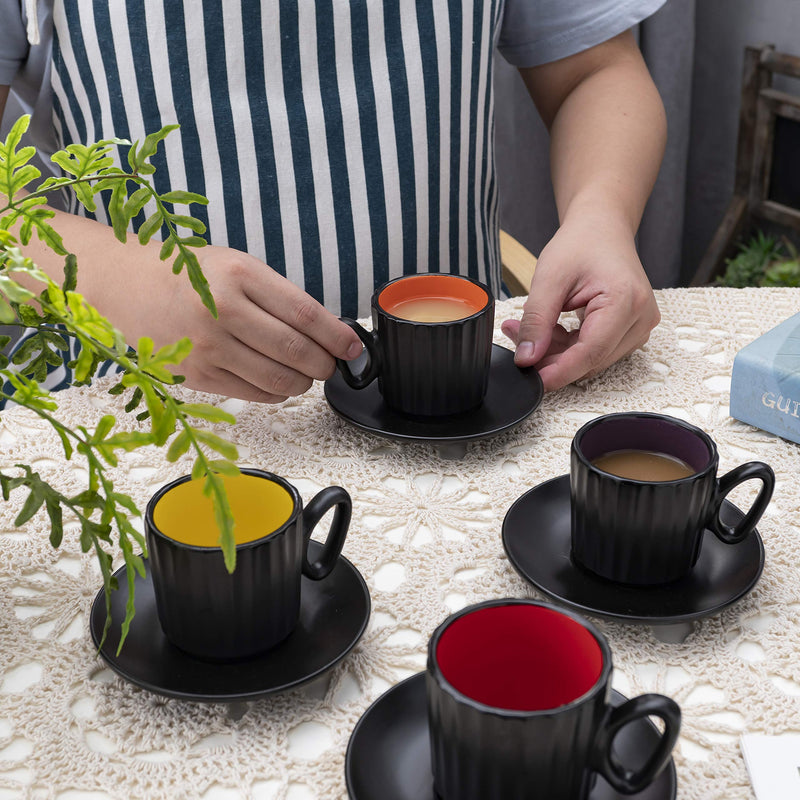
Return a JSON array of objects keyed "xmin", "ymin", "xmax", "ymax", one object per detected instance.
[{"xmin": 501, "ymin": 210, "xmax": 660, "ymax": 391}]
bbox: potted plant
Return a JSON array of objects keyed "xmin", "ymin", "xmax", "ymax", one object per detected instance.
[
  {"xmin": 714, "ymin": 230, "xmax": 800, "ymax": 287},
  {"xmin": 0, "ymin": 115, "xmax": 240, "ymax": 650}
]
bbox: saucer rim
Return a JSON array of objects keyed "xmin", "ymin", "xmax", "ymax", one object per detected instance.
[
  {"xmin": 323, "ymin": 343, "xmax": 543, "ymax": 444},
  {"xmin": 501, "ymin": 474, "xmax": 765, "ymax": 625},
  {"xmin": 345, "ymin": 671, "xmax": 678, "ymax": 800},
  {"xmin": 89, "ymin": 542, "xmax": 371, "ymax": 702}
]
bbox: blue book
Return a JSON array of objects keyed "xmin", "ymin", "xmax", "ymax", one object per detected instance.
[{"xmin": 730, "ymin": 310, "xmax": 800, "ymax": 443}]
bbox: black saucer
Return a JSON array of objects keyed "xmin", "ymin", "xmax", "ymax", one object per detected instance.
[
  {"xmin": 89, "ymin": 541, "xmax": 371, "ymax": 702},
  {"xmin": 502, "ymin": 475, "xmax": 765, "ymax": 625},
  {"xmin": 345, "ymin": 672, "xmax": 677, "ymax": 800},
  {"xmin": 324, "ymin": 344, "xmax": 543, "ymax": 445}
]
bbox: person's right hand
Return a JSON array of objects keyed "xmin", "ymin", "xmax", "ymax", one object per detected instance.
[{"xmin": 142, "ymin": 245, "xmax": 363, "ymax": 403}]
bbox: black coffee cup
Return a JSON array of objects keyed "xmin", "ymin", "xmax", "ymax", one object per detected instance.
[
  {"xmin": 426, "ymin": 599, "xmax": 680, "ymax": 799},
  {"xmin": 336, "ymin": 273, "xmax": 494, "ymax": 416},
  {"xmin": 145, "ymin": 468, "xmax": 351, "ymax": 660},
  {"xmin": 571, "ymin": 412, "xmax": 775, "ymax": 585}
]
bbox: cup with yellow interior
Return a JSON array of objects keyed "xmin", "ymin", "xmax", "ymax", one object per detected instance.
[{"xmin": 145, "ymin": 468, "xmax": 351, "ymax": 660}]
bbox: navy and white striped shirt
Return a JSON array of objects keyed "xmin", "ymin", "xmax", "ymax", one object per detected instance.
[{"xmin": 50, "ymin": 0, "xmax": 509, "ymax": 319}]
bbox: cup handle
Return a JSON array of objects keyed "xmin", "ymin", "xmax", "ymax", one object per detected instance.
[
  {"xmin": 300, "ymin": 486, "xmax": 352, "ymax": 581},
  {"xmin": 593, "ymin": 694, "xmax": 681, "ymax": 794},
  {"xmin": 335, "ymin": 318, "xmax": 382, "ymax": 389},
  {"xmin": 709, "ymin": 461, "xmax": 775, "ymax": 545}
]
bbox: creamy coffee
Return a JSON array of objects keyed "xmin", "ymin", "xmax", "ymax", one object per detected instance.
[
  {"xmin": 591, "ymin": 449, "xmax": 695, "ymax": 481},
  {"xmin": 384, "ymin": 295, "xmax": 480, "ymax": 322}
]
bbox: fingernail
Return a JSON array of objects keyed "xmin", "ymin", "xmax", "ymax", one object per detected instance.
[
  {"xmin": 346, "ymin": 341, "xmax": 363, "ymax": 360},
  {"xmin": 515, "ymin": 341, "xmax": 535, "ymax": 362}
]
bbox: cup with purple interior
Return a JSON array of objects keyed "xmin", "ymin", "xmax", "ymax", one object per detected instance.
[{"xmin": 570, "ymin": 412, "xmax": 775, "ymax": 585}]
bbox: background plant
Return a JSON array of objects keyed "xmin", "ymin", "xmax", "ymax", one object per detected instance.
[
  {"xmin": 715, "ymin": 230, "xmax": 800, "ymax": 287},
  {"xmin": 0, "ymin": 115, "xmax": 240, "ymax": 650}
]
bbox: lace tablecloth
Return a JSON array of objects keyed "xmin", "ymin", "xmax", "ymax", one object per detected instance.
[{"xmin": 1, "ymin": 287, "xmax": 799, "ymax": 800}]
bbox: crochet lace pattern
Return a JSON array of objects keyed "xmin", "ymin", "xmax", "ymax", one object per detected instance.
[{"xmin": 0, "ymin": 288, "xmax": 797, "ymax": 799}]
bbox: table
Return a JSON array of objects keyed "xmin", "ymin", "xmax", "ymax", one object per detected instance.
[{"xmin": 0, "ymin": 288, "xmax": 798, "ymax": 800}]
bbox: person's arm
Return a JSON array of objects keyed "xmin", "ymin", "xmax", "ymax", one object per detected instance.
[
  {"xmin": 0, "ymin": 89, "xmax": 362, "ymax": 403},
  {"xmin": 500, "ymin": 30, "xmax": 666, "ymax": 391}
]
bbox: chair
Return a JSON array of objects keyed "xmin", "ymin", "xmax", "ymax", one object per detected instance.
[
  {"xmin": 500, "ymin": 229, "xmax": 537, "ymax": 296},
  {"xmin": 691, "ymin": 44, "xmax": 800, "ymax": 286}
]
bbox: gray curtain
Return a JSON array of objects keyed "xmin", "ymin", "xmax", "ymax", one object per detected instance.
[{"xmin": 493, "ymin": 0, "xmax": 695, "ymax": 289}]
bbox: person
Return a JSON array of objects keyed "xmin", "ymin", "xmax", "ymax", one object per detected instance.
[{"xmin": 0, "ymin": 0, "xmax": 666, "ymax": 399}]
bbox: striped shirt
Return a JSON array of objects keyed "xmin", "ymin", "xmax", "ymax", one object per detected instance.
[{"xmin": 51, "ymin": 0, "xmax": 505, "ymax": 318}]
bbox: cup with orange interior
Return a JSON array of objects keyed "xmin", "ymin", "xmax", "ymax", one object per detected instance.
[
  {"xmin": 145, "ymin": 468, "xmax": 351, "ymax": 660},
  {"xmin": 336, "ymin": 273, "xmax": 494, "ymax": 417}
]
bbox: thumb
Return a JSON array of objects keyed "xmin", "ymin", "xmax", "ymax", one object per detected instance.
[{"xmin": 511, "ymin": 280, "xmax": 563, "ymax": 367}]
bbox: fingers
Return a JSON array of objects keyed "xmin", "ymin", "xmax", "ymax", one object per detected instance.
[
  {"xmin": 510, "ymin": 267, "xmax": 572, "ymax": 367},
  {"xmin": 534, "ymin": 311, "xmax": 655, "ymax": 391},
  {"xmin": 500, "ymin": 221, "xmax": 660, "ymax": 391},
  {"xmin": 213, "ymin": 296, "xmax": 350, "ymax": 383},
  {"xmin": 192, "ymin": 377, "xmax": 289, "ymax": 405},
  {"xmin": 187, "ymin": 370, "xmax": 290, "ymax": 405},
  {"xmin": 500, "ymin": 318, "xmax": 521, "ymax": 346},
  {"xmin": 245, "ymin": 268, "xmax": 363, "ymax": 362},
  {"xmin": 501, "ymin": 299, "xmax": 657, "ymax": 392},
  {"xmin": 180, "ymin": 250, "xmax": 366, "ymax": 402}
]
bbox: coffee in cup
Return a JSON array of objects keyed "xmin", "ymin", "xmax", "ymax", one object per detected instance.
[
  {"xmin": 146, "ymin": 468, "xmax": 352, "ymax": 660},
  {"xmin": 426, "ymin": 598, "xmax": 681, "ymax": 800},
  {"xmin": 336, "ymin": 273, "xmax": 494, "ymax": 417},
  {"xmin": 379, "ymin": 294, "xmax": 480, "ymax": 323},
  {"xmin": 571, "ymin": 412, "xmax": 775, "ymax": 585},
  {"xmin": 590, "ymin": 448, "xmax": 695, "ymax": 481}
]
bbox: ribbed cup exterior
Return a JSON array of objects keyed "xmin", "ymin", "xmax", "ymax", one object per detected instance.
[
  {"xmin": 372, "ymin": 279, "xmax": 494, "ymax": 417},
  {"xmin": 374, "ymin": 313, "xmax": 493, "ymax": 416},
  {"xmin": 146, "ymin": 473, "xmax": 304, "ymax": 661},
  {"xmin": 426, "ymin": 600, "xmax": 615, "ymax": 800},
  {"xmin": 427, "ymin": 672, "xmax": 606, "ymax": 800},
  {"xmin": 570, "ymin": 413, "xmax": 718, "ymax": 585}
]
